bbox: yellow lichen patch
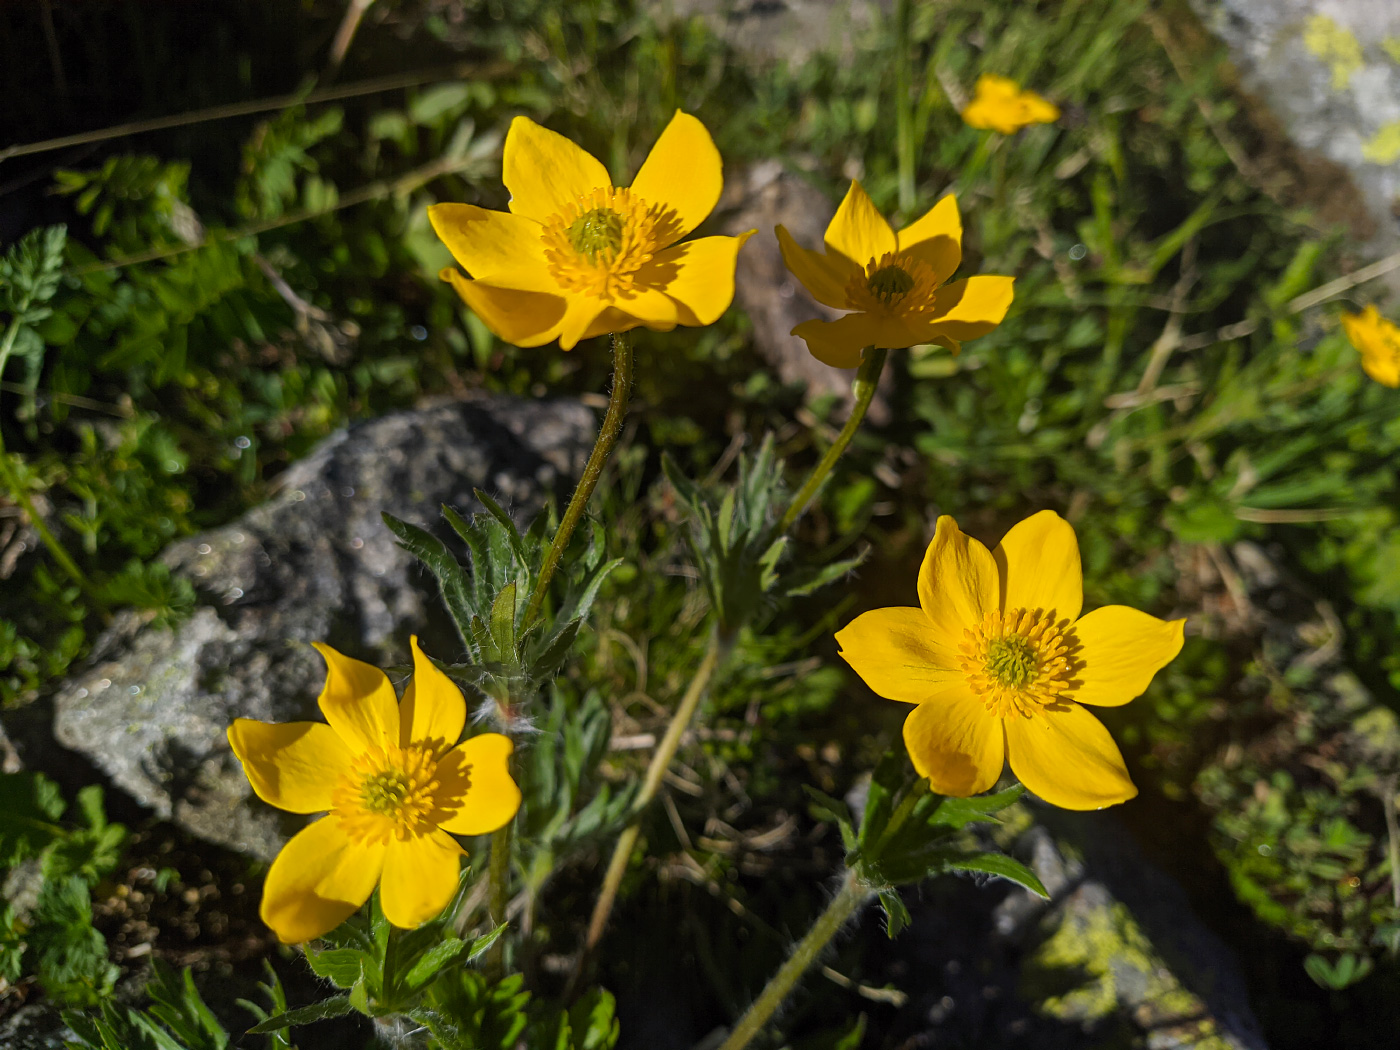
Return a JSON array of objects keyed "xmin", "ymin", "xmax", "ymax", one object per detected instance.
[
  {"xmin": 1362, "ymin": 121, "xmax": 1400, "ymax": 165},
  {"xmin": 1303, "ymin": 14, "xmax": 1363, "ymax": 90},
  {"xmin": 1383, "ymin": 37, "xmax": 1400, "ymax": 64},
  {"xmin": 1023, "ymin": 899, "xmax": 1234, "ymax": 1048}
]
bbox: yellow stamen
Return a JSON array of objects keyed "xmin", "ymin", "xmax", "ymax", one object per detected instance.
[
  {"xmin": 843, "ymin": 252, "xmax": 941, "ymax": 316},
  {"xmin": 540, "ymin": 186, "xmax": 675, "ymax": 301},
  {"xmin": 959, "ymin": 607, "xmax": 1076, "ymax": 718},
  {"xmin": 333, "ymin": 745, "xmax": 467, "ymax": 844}
]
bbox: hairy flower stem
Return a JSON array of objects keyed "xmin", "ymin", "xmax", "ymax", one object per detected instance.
[
  {"xmin": 717, "ymin": 869, "xmax": 873, "ymax": 1050},
  {"xmin": 523, "ymin": 329, "xmax": 634, "ymax": 630},
  {"xmin": 572, "ymin": 628, "xmax": 730, "ymax": 989},
  {"xmin": 484, "ymin": 819, "xmax": 513, "ymax": 981},
  {"xmin": 778, "ymin": 346, "xmax": 888, "ymax": 533},
  {"xmin": 0, "ymin": 322, "xmax": 96, "ymax": 603}
]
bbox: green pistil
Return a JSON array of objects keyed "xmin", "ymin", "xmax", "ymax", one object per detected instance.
[
  {"xmin": 985, "ymin": 636, "xmax": 1038, "ymax": 688},
  {"xmin": 568, "ymin": 208, "xmax": 624, "ymax": 262},
  {"xmin": 361, "ymin": 771, "xmax": 411, "ymax": 815},
  {"xmin": 867, "ymin": 265, "xmax": 914, "ymax": 304}
]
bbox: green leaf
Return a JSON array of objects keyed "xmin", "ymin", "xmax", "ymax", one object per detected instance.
[
  {"xmin": 929, "ymin": 783, "xmax": 1025, "ymax": 829},
  {"xmin": 877, "ymin": 890, "xmax": 910, "ymax": 938},
  {"xmin": 246, "ymin": 995, "xmax": 354, "ymax": 1034},
  {"xmin": 303, "ymin": 946, "xmax": 364, "ymax": 989},
  {"xmin": 941, "ymin": 851, "xmax": 1049, "ymax": 899}
]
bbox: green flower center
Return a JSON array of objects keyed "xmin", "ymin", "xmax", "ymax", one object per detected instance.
[
  {"xmin": 568, "ymin": 207, "xmax": 624, "ymax": 262},
  {"xmin": 866, "ymin": 264, "xmax": 914, "ymax": 304},
  {"xmin": 984, "ymin": 635, "xmax": 1039, "ymax": 688},
  {"xmin": 360, "ymin": 770, "xmax": 412, "ymax": 816}
]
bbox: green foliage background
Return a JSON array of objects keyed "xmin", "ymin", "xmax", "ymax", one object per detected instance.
[{"xmin": 3, "ymin": 0, "xmax": 1400, "ymax": 1046}]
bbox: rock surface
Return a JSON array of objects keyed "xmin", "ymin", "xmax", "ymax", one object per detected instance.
[
  {"xmin": 876, "ymin": 812, "xmax": 1269, "ymax": 1050},
  {"xmin": 50, "ymin": 395, "xmax": 593, "ymax": 860},
  {"xmin": 644, "ymin": 0, "xmax": 889, "ymax": 66},
  {"xmin": 1193, "ymin": 0, "xmax": 1400, "ymax": 262}
]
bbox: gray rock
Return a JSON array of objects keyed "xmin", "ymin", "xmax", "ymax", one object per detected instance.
[
  {"xmin": 884, "ymin": 812, "xmax": 1268, "ymax": 1049},
  {"xmin": 644, "ymin": 0, "xmax": 890, "ymax": 67},
  {"xmin": 51, "ymin": 395, "xmax": 593, "ymax": 860},
  {"xmin": 1193, "ymin": 0, "xmax": 1400, "ymax": 264}
]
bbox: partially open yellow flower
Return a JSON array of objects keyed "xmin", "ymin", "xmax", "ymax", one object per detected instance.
[
  {"xmin": 429, "ymin": 111, "xmax": 753, "ymax": 350},
  {"xmin": 960, "ymin": 74, "xmax": 1060, "ymax": 134},
  {"xmin": 228, "ymin": 638, "xmax": 520, "ymax": 943},
  {"xmin": 836, "ymin": 512, "xmax": 1184, "ymax": 810},
  {"xmin": 1341, "ymin": 305, "xmax": 1400, "ymax": 387},
  {"xmin": 777, "ymin": 182, "xmax": 1014, "ymax": 367}
]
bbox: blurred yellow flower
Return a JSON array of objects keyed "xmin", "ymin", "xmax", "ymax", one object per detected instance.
[
  {"xmin": 1341, "ymin": 305, "xmax": 1400, "ymax": 387},
  {"xmin": 836, "ymin": 512, "xmax": 1184, "ymax": 810},
  {"xmin": 960, "ymin": 74, "xmax": 1060, "ymax": 134},
  {"xmin": 228, "ymin": 638, "xmax": 520, "ymax": 943},
  {"xmin": 776, "ymin": 182, "xmax": 1014, "ymax": 367},
  {"xmin": 430, "ymin": 112, "xmax": 753, "ymax": 350}
]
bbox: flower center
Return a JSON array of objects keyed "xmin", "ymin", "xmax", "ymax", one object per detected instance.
[
  {"xmin": 959, "ymin": 607, "xmax": 1076, "ymax": 718},
  {"xmin": 333, "ymin": 745, "xmax": 457, "ymax": 844},
  {"xmin": 984, "ymin": 634, "xmax": 1038, "ymax": 688},
  {"xmin": 843, "ymin": 251, "xmax": 941, "ymax": 316},
  {"xmin": 541, "ymin": 186, "xmax": 675, "ymax": 302},
  {"xmin": 360, "ymin": 769, "xmax": 412, "ymax": 815},
  {"xmin": 866, "ymin": 264, "xmax": 915, "ymax": 304},
  {"xmin": 567, "ymin": 207, "xmax": 625, "ymax": 261}
]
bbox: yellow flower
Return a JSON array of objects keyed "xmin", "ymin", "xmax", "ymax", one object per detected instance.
[
  {"xmin": 228, "ymin": 638, "xmax": 521, "ymax": 943},
  {"xmin": 960, "ymin": 74, "xmax": 1060, "ymax": 134},
  {"xmin": 429, "ymin": 111, "xmax": 753, "ymax": 350},
  {"xmin": 836, "ymin": 512, "xmax": 1184, "ymax": 810},
  {"xmin": 776, "ymin": 182, "xmax": 1014, "ymax": 367},
  {"xmin": 1341, "ymin": 305, "xmax": 1400, "ymax": 387}
]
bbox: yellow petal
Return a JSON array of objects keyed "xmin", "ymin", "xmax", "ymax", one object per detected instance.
[
  {"xmin": 400, "ymin": 636, "xmax": 466, "ymax": 752},
  {"xmin": 426, "ymin": 204, "xmax": 554, "ymax": 290},
  {"xmin": 835, "ymin": 606, "xmax": 961, "ymax": 703},
  {"xmin": 917, "ymin": 516, "xmax": 998, "ymax": 650},
  {"xmin": 437, "ymin": 733, "xmax": 522, "ymax": 836},
  {"xmin": 503, "ymin": 116, "xmax": 611, "ymax": 223},
  {"xmin": 926, "ymin": 276, "xmax": 1015, "ymax": 340},
  {"xmin": 441, "ymin": 269, "xmax": 568, "ymax": 348},
  {"xmin": 823, "ymin": 181, "xmax": 896, "ymax": 267},
  {"xmin": 776, "ymin": 224, "xmax": 857, "ymax": 309},
  {"xmin": 896, "ymin": 195, "xmax": 961, "ymax": 286},
  {"xmin": 639, "ymin": 232, "xmax": 754, "ymax": 327},
  {"xmin": 902, "ymin": 688, "xmax": 1005, "ymax": 796},
  {"xmin": 312, "ymin": 642, "xmax": 400, "ymax": 754},
  {"xmin": 1362, "ymin": 353, "xmax": 1400, "ymax": 387},
  {"xmin": 260, "ymin": 816, "xmax": 383, "ymax": 943},
  {"xmin": 228, "ymin": 719, "xmax": 352, "ymax": 814},
  {"xmin": 579, "ymin": 305, "xmax": 657, "ymax": 342},
  {"xmin": 1069, "ymin": 606, "xmax": 1185, "ymax": 707},
  {"xmin": 602, "ymin": 285, "xmax": 679, "ymax": 332},
  {"xmin": 557, "ymin": 293, "xmax": 609, "ymax": 351},
  {"xmin": 380, "ymin": 829, "xmax": 463, "ymax": 929},
  {"xmin": 792, "ymin": 312, "xmax": 918, "ymax": 368},
  {"xmin": 992, "ymin": 510, "xmax": 1082, "ymax": 622},
  {"xmin": 1004, "ymin": 704, "xmax": 1136, "ymax": 810},
  {"xmin": 629, "ymin": 111, "xmax": 722, "ymax": 243}
]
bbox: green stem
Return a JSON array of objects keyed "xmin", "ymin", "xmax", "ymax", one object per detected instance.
[
  {"xmin": 0, "ymin": 319, "xmax": 95, "ymax": 602},
  {"xmin": 717, "ymin": 869, "xmax": 872, "ymax": 1050},
  {"xmin": 484, "ymin": 818, "xmax": 513, "ymax": 982},
  {"xmin": 522, "ymin": 329, "xmax": 634, "ymax": 629},
  {"xmin": 573, "ymin": 628, "xmax": 729, "ymax": 985},
  {"xmin": 894, "ymin": 0, "xmax": 915, "ymax": 216},
  {"xmin": 777, "ymin": 346, "xmax": 888, "ymax": 534}
]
